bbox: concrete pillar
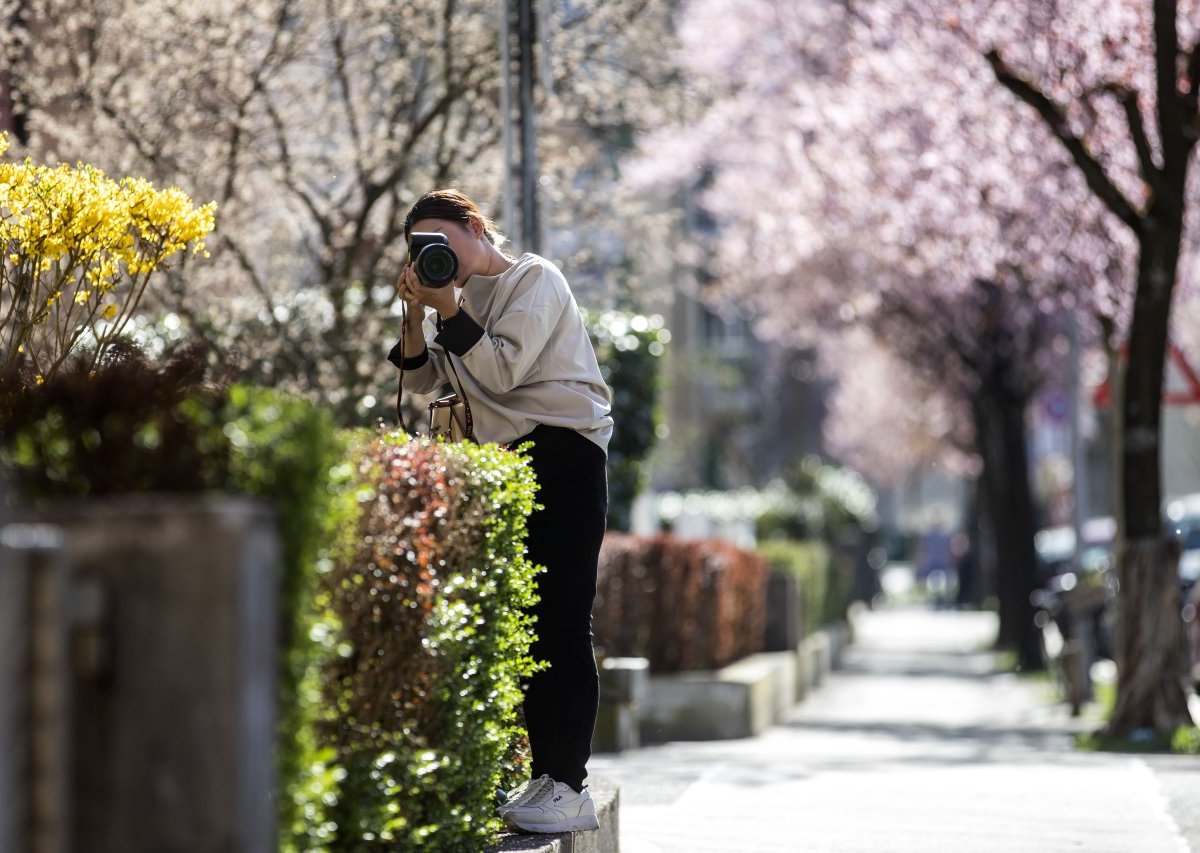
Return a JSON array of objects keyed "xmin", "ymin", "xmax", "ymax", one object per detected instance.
[{"xmin": 7, "ymin": 497, "xmax": 280, "ymax": 853}]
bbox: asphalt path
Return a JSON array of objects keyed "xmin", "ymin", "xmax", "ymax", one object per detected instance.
[{"xmin": 590, "ymin": 606, "xmax": 1200, "ymax": 853}]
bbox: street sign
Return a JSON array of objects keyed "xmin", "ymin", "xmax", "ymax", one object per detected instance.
[{"xmin": 1093, "ymin": 341, "xmax": 1200, "ymax": 406}]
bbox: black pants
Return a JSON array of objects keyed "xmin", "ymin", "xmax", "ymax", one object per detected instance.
[{"xmin": 517, "ymin": 424, "xmax": 607, "ymax": 792}]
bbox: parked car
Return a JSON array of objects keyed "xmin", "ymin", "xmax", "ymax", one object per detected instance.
[
  {"xmin": 1185, "ymin": 582, "xmax": 1200, "ymax": 695},
  {"xmin": 1165, "ymin": 493, "xmax": 1200, "ymax": 595},
  {"xmin": 1166, "ymin": 494, "xmax": 1200, "ymax": 695}
]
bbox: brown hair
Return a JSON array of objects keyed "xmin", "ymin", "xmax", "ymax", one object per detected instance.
[{"xmin": 403, "ymin": 189, "xmax": 507, "ymax": 247}]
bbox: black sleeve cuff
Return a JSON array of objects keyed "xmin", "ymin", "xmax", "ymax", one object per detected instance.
[
  {"xmin": 387, "ymin": 340, "xmax": 430, "ymax": 370},
  {"xmin": 433, "ymin": 310, "xmax": 485, "ymax": 356}
]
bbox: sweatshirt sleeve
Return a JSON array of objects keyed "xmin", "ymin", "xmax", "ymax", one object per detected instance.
[
  {"xmin": 433, "ymin": 262, "xmax": 566, "ymax": 395},
  {"xmin": 387, "ymin": 313, "xmax": 450, "ymax": 395}
]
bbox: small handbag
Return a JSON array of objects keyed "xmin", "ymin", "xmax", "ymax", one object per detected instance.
[
  {"xmin": 427, "ymin": 391, "xmax": 474, "ymax": 442},
  {"xmin": 396, "ymin": 303, "xmax": 477, "ymax": 443}
]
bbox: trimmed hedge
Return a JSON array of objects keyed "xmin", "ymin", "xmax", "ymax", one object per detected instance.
[
  {"xmin": 757, "ymin": 539, "xmax": 853, "ymax": 636},
  {"xmin": 593, "ymin": 533, "xmax": 767, "ymax": 673},
  {"xmin": 587, "ymin": 311, "xmax": 669, "ymax": 532},
  {"xmin": 0, "ymin": 344, "xmax": 230, "ymax": 497},
  {"xmin": 311, "ymin": 432, "xmax": 542, "ymax": 852},
  {"xmin": 0, "ymin": 349, "xmax": 545, "ymax": 851},
  {"xmin": 0, "ymin": 349, "xmax": 349, "ymax": 849}
]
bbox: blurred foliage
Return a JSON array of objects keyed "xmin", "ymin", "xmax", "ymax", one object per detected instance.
[
  {"xmin": 219, "ymin": 386, "xmax": 349, "ymax": 852},
  {"xmin": 311, "ymin": 432, "xmax": 542, "ymax": 851},
  {"xmin": 657, "ymin": 481, "xmax": 815, "ymax": 531},
  {"xmin": 593, "ymin": 533, "xmax": 767, "ymax": 673},
  {"xmin": 0, "ymin": 345, "xmax": 350, "ymax": 846},
  {"xmin": 757, "ymin": 456, "xmax": 878, "ymax": 542},
  {"xmin": 756, "ymin": 539, "xmax": 853, "ymax": 635},
  {"xmin": 587, "ymin": 310, "xmax": 669, "ymax": 531},
  {"xmin": 0, "ymin": 343, "xmax": 228, "ymax": 497},
  {"xmin": 651, "ymin": 462, "xmax": 876, "ymax": 544},
  {"xmin": 1075, "ymin": 725, "xmax": 1200, "ymax": 755}
]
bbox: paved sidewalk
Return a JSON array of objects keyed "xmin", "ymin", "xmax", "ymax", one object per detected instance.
[{"xmin": 590, "ymin": 606, "xmax": 1200, "ymax": 853}]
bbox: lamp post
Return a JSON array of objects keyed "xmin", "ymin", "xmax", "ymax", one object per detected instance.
[{"xmin": 500, "ymin": 0, "xmax": 542, "ymax": 255}]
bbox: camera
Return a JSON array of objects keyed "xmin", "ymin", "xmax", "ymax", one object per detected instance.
[{"xmin": 408, "ymin": 232, "xmax": 459, "ymax": 288}]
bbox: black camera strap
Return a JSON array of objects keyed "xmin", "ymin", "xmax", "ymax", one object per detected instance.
[{"xmin": 395, "ymin": 302, "xmax": 411, "ymax": 432}]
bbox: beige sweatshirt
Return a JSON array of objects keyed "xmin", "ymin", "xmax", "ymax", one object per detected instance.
[{"xmin": 388, "ymin": 253, "xmax": 614, "ymax": 454}]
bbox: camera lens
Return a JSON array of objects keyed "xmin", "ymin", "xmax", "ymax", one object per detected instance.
[{"xmin": 416, "ymin": 244, "xmax": 458, "ymax": 288}]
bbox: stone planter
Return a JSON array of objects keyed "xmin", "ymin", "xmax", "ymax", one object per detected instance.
[
  {"xmin": 593, "ymin": 657, "xmax": 650, "ymax": 754},
  {"xmin": 2, "ymin": 496, "xmax": 280, "ymax": 853},
  {"xmin": 639, "ymin": 621, "xmax": 851, "ymax": 743}
]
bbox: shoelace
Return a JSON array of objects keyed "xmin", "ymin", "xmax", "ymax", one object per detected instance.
[
  {"xmin": 504, "ymin": 775, "xmax": 553, "ymax": 809},
  {"xmin": 519, "ymin": 777, "xmax": 562, "ymax": 809}
]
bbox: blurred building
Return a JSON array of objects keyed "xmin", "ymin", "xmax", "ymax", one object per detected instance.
[{"xmin": 649, "ymin": 294, "xmax": 829, "ymax": 492}]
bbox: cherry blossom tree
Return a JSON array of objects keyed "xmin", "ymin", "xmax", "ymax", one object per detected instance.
[
  {"xmin": 636, "ymin": 0, "xmax": 1198, "ymax": 732},
  {"xmin": 966, "ymin": 0, "xmax": 1199, "ymax": 737},
  {"xmin": 629, "ymin": 0, "xmax": 1135, "ymax": 670},
  {"xmin": 822, "ymin": 330, "xmax": 975, "ymax": 487}
]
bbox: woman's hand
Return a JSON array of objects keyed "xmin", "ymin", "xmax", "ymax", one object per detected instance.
[
  {"xmin": 397, "ymin": 265, "xmax": 425, "ymax": 332},
  {"xmin": 397, "ymin": 264, "xmax": 459, "ymax": 319}
]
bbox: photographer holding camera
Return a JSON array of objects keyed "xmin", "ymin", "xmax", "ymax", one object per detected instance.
[{"xmin": 389, "ymin": 189, "xmax": 613, "ymax": 835}]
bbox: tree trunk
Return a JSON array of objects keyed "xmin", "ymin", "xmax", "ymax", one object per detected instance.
[
  {"xmin": 972, "ymin": 379, "xmax": 1044, "ymax": 671},
  {"xmin": 1106, "ymin": 215, "xmax": 1194, "ymax": 736},
  {"xmin": 985, "ymin": 0, "xmax": 1198, "ymax": 733},
  {"xmin": 956, "ymin": 480, "xmax": 985, "ymax": 608},
  {"xmin": 1107, "ymin": 536, "xmax": 1190, "ymax": 734}
]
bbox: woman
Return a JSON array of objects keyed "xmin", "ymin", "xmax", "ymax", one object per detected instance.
[{"xmin": 390, "ymin": 189, "xmax": 612, "ymax": 834}]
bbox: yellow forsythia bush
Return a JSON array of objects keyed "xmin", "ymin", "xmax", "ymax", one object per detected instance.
[{"xmin": 0, "ymin": 132, "xmax": 216, "ymax": 380}]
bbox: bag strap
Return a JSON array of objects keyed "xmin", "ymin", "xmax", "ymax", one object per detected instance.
[
  {"xmin": 442, "ymin": 296, "xmax": 475, "ymax": 440},
  {"xmin": 445, "ymin": 354, "xmax": 475, "ymax": 440}
]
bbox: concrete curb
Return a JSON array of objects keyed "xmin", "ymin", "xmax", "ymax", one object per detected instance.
[
  {"xmin": 488, "ymin": 778, "xmax": 619, "ymax": 853},
  {"xmin": 635, "ymin": 622, "xmax": 852, "ymax": 743}
]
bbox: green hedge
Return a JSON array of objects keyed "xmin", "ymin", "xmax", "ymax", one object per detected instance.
[
  {"xmin": 587, "ymin": 311, "xmax": 669, "ymax": 531},
  {"xmin": 308, "ymin": 432, "xmax": 541, "ymax": 852},
  {"xmin": 757, "ymin": 539, "xmax": 852, "ymax": 635},
  {"xmin": 218, "ymin": 386, "xmax": 348, "ymax": 851},
  {"xmin": 0, "ymin": 349, "xmax": 349, "ymax": 848},
  {"xmin": 593, "ymin": 533, "xmax": 767, "ymax": 672},
  {"xmin": 0, "ymin": 345, "xmax": 229, "ymax": 497},
  {"xmin": 0, "ymin": 348, "xmax": 543, "ymax": 851}
]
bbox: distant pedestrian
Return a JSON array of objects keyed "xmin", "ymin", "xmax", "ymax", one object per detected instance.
[
  {"xmin": 391, "ymin": 189, "xmax": 613, "ymax": 834},
  {"xmin": 917, "ymin": 524, "xmax": 957, "ymax": 609}
]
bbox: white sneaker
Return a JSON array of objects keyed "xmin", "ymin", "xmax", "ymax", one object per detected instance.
[
  {"xmin": 502, "ymin": 777, "xmax": 599, "ymax": 833},
  {"xmin": 497, "ymin": 774, "xmax": 554, "ymax": 815}
]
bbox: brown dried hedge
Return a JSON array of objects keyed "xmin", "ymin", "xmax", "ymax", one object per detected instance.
[{"xmin": 592, "ymin": 533, "xmax": 768, "ymax": 673}]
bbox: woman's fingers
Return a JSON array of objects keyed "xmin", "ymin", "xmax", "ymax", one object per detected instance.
[{"xmin": 397, "ymin": 266, "xmax": 421, "ymax": 304}]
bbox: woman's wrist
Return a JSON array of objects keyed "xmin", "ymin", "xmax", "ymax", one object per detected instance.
[{"xmin": 404, "ymin": 339, "xmax": 427, "ymax": 358}]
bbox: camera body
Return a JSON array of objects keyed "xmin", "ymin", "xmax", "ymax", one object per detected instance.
[{"xmin": 409, "ymin": 232, "xmax": 460, "ymax": 288}]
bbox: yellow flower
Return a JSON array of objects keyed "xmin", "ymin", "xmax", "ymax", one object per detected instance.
[{"xmin": 1, "ymin": 138, "xmax": 217, "ymax": 380}]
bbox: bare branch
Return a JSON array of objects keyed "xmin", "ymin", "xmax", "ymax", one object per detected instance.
[
  {"xmin": 219, "ymin": 0, "xmax": 296, "ymax": 207},
  {"xmin": 985, "ymin": 49, "xmax": 1142, "ymax": 232},
  {"xmin": 262, "ymin": 95, "xmax": 334, "ymax": 246},
  {"xmin": 1100, "ymin": 83, "xmax": 1161, "ymax": 194},
  {"xmin": 324, "ymin": 0, "xmax": 367, "ymax": 186}
]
